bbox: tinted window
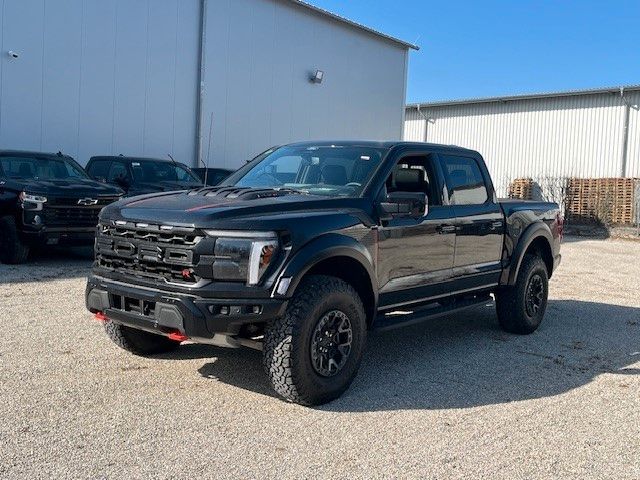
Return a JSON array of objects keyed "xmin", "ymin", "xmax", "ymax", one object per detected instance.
[
  {"xmin": 0, "ymin": 156, "xmax": 88, "ymax": 180},
  {"xmin": 107, "ymin": 162, "xmax": 129, "ymax": 182},
  {"xmin": 130, "ymin": 160, "xmax": 200, "ymax": 184},
  {"xmin": 441, "ymin": 155, "xmax": 488, "ymax": 205},
  {"xmin": 385, "ymin": 155, "xmax": 439, "ymax": 206},
  {"xmin": 87, "ymin": 160, "xmax": 110, "ymax": 179}
]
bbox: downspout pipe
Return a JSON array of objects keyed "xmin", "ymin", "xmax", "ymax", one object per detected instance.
[
  {"xmin": 194, "ymin": 0, "xmax": 208, "ymax": 168},
  {"xmin": 416, "ymin": 105, "xmax": 430, "ymax": 142},
  {"xmin": 620, "ymin": 87, "xmax": 630, "ymax": 178}
]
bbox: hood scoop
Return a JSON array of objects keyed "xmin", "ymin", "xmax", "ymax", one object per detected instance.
[{"xmin": 187, "ymin": 186, "xmax": 301, "ymax": 201}]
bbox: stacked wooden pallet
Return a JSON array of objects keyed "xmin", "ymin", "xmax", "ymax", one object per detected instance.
[
  {"xmin": 508, "ymin": 178, "xmax": 534, "ymax": 200},
  {"xmin": 566, "ymin": 178, "xmax": 637, "ymax": 225}
]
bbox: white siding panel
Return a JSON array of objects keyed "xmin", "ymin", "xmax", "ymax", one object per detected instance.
[
  {"xmin": 0, "ymin": 0, "xmax": 199, "ymax": 165},
  {"xmin": 405, "ymin": 93, "xmax": 632, "ymax": 195},
  {"xmin": 203, "ymin": 0, "xmax": 408, "ymax": 169}
]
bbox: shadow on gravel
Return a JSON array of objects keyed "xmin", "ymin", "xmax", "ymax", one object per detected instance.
[
  {"xmin": 0, "ymin": 247, "xmax": 94, "ymax": 284},
  {"xmin": 192, "ymin": 299, "xmax": 640, "ymax": 410}
]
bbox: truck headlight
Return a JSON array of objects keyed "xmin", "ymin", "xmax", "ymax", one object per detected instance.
[
  {"xmin": 204, "ymin": 230, "xmax": 278, "ymax": 285},
  {"xmin": 19, "ymin": 192, "xmax": 47, "ymax": 211}
]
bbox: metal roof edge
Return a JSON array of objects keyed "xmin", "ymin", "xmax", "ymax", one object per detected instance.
[
  {"xmin": 407, "ymin": 84, "xmax": 640, "ymax": 108},
  {"xmin": 288, "ymin": 0, "xmax": 419, "ymax": 51}
]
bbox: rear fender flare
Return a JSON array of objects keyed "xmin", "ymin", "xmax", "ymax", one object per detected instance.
[{"xmin": 503, "ymin": 222, "xmax": 553, "ymax": 286}]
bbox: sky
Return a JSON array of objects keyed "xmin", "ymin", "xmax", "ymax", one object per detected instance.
[{"xmin": 307, "ymin": 0, "xmax": 640, "ymax": 103}]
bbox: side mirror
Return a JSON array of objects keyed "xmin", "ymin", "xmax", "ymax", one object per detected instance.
[{"xmin": 379, "ymin": 192, "xmax": 428, "ymax": 221}]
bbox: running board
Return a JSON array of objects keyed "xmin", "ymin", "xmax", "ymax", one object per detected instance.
[{"xmin": 373, "ymin": 294, "xmax": 493, "ymax": 331}]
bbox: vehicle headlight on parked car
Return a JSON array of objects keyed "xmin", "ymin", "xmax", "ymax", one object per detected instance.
[
  {"xmin": 204, "ymin": 230, "xmax": 278, "ymax": 285},
  {"xmin": 19, "ymin": 192, "xmax": 47, "ymax": 211}
]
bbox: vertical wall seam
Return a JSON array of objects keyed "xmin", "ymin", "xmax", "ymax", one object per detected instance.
[
  {"xmin": 76, "ymin": 0, "xmax": 85, "ymax": 158},
  {"xmin": 111, "ymin": 0, "xmax": 119, "ymax": 153},
  {"xmin": 142, "ymin": 0, "xmax": 150, "ymax": 154},
  {"xmin": 170, "ymin": 0, "xmax": 179, "ymax": 156},
  {"xmin": 40, "ymin": 0, "xmax": 46, "ymax": 150}
]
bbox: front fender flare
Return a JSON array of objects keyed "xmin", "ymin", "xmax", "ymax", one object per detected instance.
[
  {"xmin": 274, "ymin": 233, "xmax": 378, "ymax": 306},
  {"xmin": 502, "ymin": 221, "xmax": 553, "ymax": 286}
]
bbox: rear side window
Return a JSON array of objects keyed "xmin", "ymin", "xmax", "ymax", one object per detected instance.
[
  {"xmin": 87, "ymin": 160, "xmax": 110, "ymax": 179},
  {"xmin": 440, "ymin": 155, "xmax": 488, "ymax": 205}
]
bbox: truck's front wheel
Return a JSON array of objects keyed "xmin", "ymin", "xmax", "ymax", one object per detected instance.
[
  {"xmin": 263, "ymin": 275, "xmax": 367, "ymax": 406},
  {"xmin": 104, "ymin": 322, "xmax": 181, "ymax": 356},
  {"xmin": 495, "ymin": 254, "xmax": 549, "ymax": 334},
  {"xmin": 0, "ymin": 216, "xmax": 30, "ymax": 264}
]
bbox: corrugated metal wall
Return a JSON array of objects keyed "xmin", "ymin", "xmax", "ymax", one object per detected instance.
[
  {"xmin": 0, "ymin": 0, "xmax": 200, "ymax": 165},
  {"xmin": 404, "ymin": 91, "xmax": 640, "ymax": 195},
  {"xmin": 202, "ymin": 0, "xmax": 409, "ymax": 169}
]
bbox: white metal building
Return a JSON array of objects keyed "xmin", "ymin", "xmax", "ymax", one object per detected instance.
[
  {"xmin": 0, "ymin": 0, "xmax": 417, "ymax": 168},
  {"xmin": 404, "ymin": 86, "xmax": 640, "ymax": 195}
]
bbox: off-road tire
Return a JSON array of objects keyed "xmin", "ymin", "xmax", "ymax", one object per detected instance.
[
  {"xmin": 263, "ymin": 275, "xmax": 367, "ymax": 406},
  {"xmin": 0, "ymin": 216, "xmax": 30, "ymax": 264},
  {"xmin": 496, "ymin": 254, "xmax": 549, "ymax": 334},
  {"xmin": 104, "ymin": 321, "xmax": 181, "ymax": 356}
]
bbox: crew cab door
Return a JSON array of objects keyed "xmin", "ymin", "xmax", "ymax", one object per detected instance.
[
  {"xmin": 376, "ymin": 151, "xmax": 457, "ymax": 309},
  {"xmin": 439, "ymin": 154, "xmax": 504, "ymax": 287}
]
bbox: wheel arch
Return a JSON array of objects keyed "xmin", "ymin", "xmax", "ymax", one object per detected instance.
[
  {"xmin": 276, "ymin": 234, "xmax": 378, "ymax": 326},
  {"xmin": 503, "ymin": 222, "xmax": 554, "ymax": 286}
]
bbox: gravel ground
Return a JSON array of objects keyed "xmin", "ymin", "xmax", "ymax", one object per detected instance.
[{"xmin": 1, "ymin": 239, "xmax": 638, "ymax": 479}]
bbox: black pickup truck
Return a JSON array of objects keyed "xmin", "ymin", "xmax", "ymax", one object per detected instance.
[
  {"xmin": 86, "ymin": 141, "xmax": 562, "ymax": 405},
  {"xmin": 85, "ymin": 155, "xmax": 203, "ymax": 196},
  {"xmin": 0, "ymin": 150, "xmax": 122, "ymax": 264}
]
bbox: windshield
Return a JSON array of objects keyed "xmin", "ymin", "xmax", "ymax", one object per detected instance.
[
  {"xmin": 130, "ymin": 160, "xmax": 201, "ymax": 184},
  {"xmin": 0, "ymin": 156, "xmax": 89, "ymax": 181},
  {"xmin": 227, "ymin": 145, "xmax": 389, "ymax": 197}
]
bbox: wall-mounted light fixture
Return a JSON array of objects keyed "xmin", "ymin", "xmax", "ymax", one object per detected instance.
[{"xmin": 309, "ymin": 69, "xmax": 324, "ymax": 84}]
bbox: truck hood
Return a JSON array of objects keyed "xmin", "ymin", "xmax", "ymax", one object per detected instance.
[
  {"xmin": 12, "ymin": 177, "xmax": 123, "ymax": 197},
  {"xmin": 101, "ymin": 187, "xmax": 373, "ymax": 230}
]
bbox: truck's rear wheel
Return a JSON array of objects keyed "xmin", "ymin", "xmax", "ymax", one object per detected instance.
[
  {"xmin": 263, "ymin": 275, "xmax": 367, "ymax": 406},
  {"xmin": 495, "ymin": 254, "xmax": 549, "ymax": 334},
  {"xmin": 0, "ymin": 216, "xmax": 30, "ymax": 264},
  {"xmin": 104, "ymin": 321, "xmax": 181, "ymax": 356}
]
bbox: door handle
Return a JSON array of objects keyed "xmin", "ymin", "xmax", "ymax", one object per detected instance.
[
  {"xmin": 489, "ymin": 221, "xmax": 503, "ymax": 230},
  {"xmin": 437, "ymin": 224, "xmax": 456, "ymax": 234}
]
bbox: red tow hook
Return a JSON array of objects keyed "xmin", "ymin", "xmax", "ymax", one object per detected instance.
[
  {"xmin": 167, "ymin": 331, "xmax": 189, "ymax": 342},
  {"xmin": 94, "ymin": 312, "xmax": 108, "ymax": 323}
]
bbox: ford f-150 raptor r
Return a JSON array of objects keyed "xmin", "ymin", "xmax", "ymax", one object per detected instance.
[{"xmin": 86, "ymin": 141, "xmax": 562, "ymax": 405}]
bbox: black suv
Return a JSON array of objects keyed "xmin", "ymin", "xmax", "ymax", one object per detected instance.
[
  {"xmin": 0, "ymin": 150, "xmax": 122, "ymax": 264},
  {"xmin": 86, "ymin": 156, "xmax": 203, "ymax": 196},
  {"xmin": 86, "ymin": 141, "xmax": 562, "ymax": 405}
]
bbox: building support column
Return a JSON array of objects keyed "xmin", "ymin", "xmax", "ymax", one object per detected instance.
[
  {"xmin": 620, "ymin": 87, "xmax": 630, "ymax": 178},
  {"xmin": 194, "ymin": 0, "xmax": 208, "ymax": 168}
]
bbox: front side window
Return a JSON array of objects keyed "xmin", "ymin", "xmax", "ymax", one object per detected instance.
[
  {"xmin": 385, "ymin": 154, "xmax": 440, "ymax": 206},
  {"xmin": 440, "ymin": 155, "xmax": 488, "ymax": 205},
  {"xmin": 107, "ymin": 162, "xmax": 130, "ymax": 183},
  {"xmin": 0, "ymin": 156, "xmax": 89, "ymax": 180},
  {"xmin": 130, "ymin": 161, "xmax": 200, "ymax": 184},
  {"xmin": 226, "ymin": 145, "xmax": 389, "ymax": 197}
]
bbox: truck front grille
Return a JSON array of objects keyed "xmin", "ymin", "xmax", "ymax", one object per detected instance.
[
  {"xmin": 95, "ymin": 221, "xmax": 204, "ymax": 285},
  {"xmin": 43, "ymin": 197, "xmax": 120, "ymax": 227}
]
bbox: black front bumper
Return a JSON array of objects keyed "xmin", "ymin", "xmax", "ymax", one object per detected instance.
[
  {"xmin": 21, "ymin": 226, "xmax": 97, "ymax": 247},
  {"xmin": 86, "ymin": 274, "xmax": 288, "ymax": 341}
]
